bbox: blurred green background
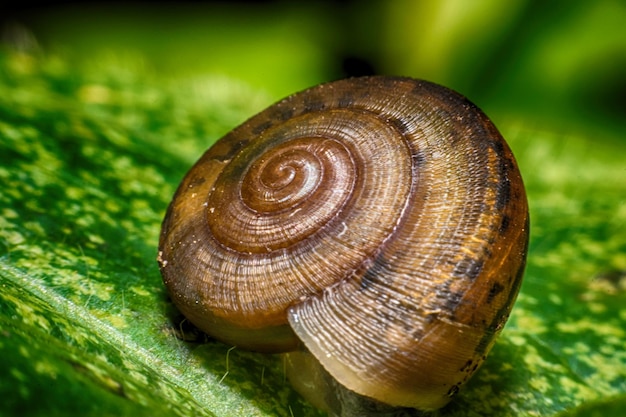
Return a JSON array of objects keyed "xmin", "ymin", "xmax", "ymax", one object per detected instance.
[{"xmin": 3, "ymin": 0, "xmax": 624, "ymax": 138}]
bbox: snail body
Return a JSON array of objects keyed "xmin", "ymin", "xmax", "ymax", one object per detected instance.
[{"xmin": 158, "ymin": 76, "xmax": 529, "ymax": 415}]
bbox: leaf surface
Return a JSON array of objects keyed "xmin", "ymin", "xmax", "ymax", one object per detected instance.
[{"xmin": 1, "ymin": 45, "xmax": 624, "ymax": 417}]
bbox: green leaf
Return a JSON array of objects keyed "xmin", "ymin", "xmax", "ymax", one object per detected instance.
[
  {"xmin": 1, "ymin": 16, "xmax": 625, "ymax": 417},
  {"xmin": 0, "ymin": 48, "xmax": 320, "ymax": 417}
]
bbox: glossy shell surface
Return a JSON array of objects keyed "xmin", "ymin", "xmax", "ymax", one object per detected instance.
[{"xmin": 158, "ymin": 76, "xmax": 529, "ymax": 410}]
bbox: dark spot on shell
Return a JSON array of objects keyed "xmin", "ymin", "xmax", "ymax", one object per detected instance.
[
  {"xmin": 211, "ymin": 139, "xmax": 249, "ymax": 162},
  {"xmin": 411, "ymin": 327, "xmax": 425, "ymax": 342},
  {"xmin": 412, "ymin": 150, "xmax": 426, "ymax": 168},
  {"xmin": 424, "ymin": 310, "xmax": 439, "ymax": 324},
  {"xmin": 302, "ymin": 96, "xmax": 326, "ymax": 112},
  {"xmin": 359, "ymin": 265, "xmax": 377, "ymax": 290},
  {"xmin": 358, "ymin": 262, "xmax": 388, "ymax": 290},
  {"xmin": 499, "ymin": 214, "xmax": 511, "ymax": 234},
  {"xmin": 444, "ymin": 290, "xmax": 464, "ymax": 313},
  {"xmin": 460, "ymin": 359, "xmax": 473, "ymax": 372},
  {"xmin": 187, "ymin": 175, "xmax": 206, "ymax": 188},
  {"xmin": 273, "ymin": 106, "xmax": 294, "ymax": 121},
  {"xmin": 338, "ymin": 93, "xmax": 354, "ymax": 108},
  {"xmin": 357, "ymin": 250, "xmax": 395, "ymax": 291},
  {"xmin": 467, "ymin": 258, "xmax": 484, "ymax": 281},
  {"xmin": 474, "ymin": 245, "xmax": 528, "ymax": 356},
  {"xmin": 252, "ymin": 120, "xmax": 273, "ymax": 135},
  {"xmin": 432, "ymin": 280, "xmax": 464, "ymax": 316},
  {"xmin": 447, "ymin": 384, "xmax": 460, "ymax": 398},
  {"xmin": 453, "ymin": 256, "xmax": 484, "ymax": 281},
  {"xmin": 487, "ymin": 282, "xmax": 505, "ymax": 304},
  {"xmin": 386, "ymin": 116, "xmax": 410, "ymax": 135},
  {"xmin": 474, "ymin": 327, "xmax": 497, "ymax": 357},
  {"xmin": 495, "ymin": 176, "xmax": 511, "ymax": 211},
  {"xmin": 491, "ymin": 135, "xmax": 505, "ymax": 156}
]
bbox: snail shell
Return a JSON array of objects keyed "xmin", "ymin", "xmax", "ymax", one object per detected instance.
[{"xmin": 158, "ymin": 76, "xmax": 529, "ymax": 413}]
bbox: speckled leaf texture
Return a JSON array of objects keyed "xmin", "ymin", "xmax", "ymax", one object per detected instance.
[{"xmin": 1, "ymin": 48, "xmax": 625, "ymax": 417}]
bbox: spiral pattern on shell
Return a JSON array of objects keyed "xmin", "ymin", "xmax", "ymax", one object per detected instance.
[{"xmin": 158, "ymin": 76, "xmax": 529, "ymax": 411}]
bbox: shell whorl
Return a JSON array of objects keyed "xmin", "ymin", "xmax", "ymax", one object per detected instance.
[{"xmin": 158, "ymin": 76, "xmax": 529, "ymax": 410}]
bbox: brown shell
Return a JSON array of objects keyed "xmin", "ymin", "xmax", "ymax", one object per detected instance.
[{"xmin": 158, "ymin": 76, "xmax": 529, "ymax": 411}]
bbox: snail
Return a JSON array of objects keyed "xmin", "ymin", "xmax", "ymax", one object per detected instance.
[{"xmin": 157, "ymin": 76, "xmax": 529, "ymax": 416}]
